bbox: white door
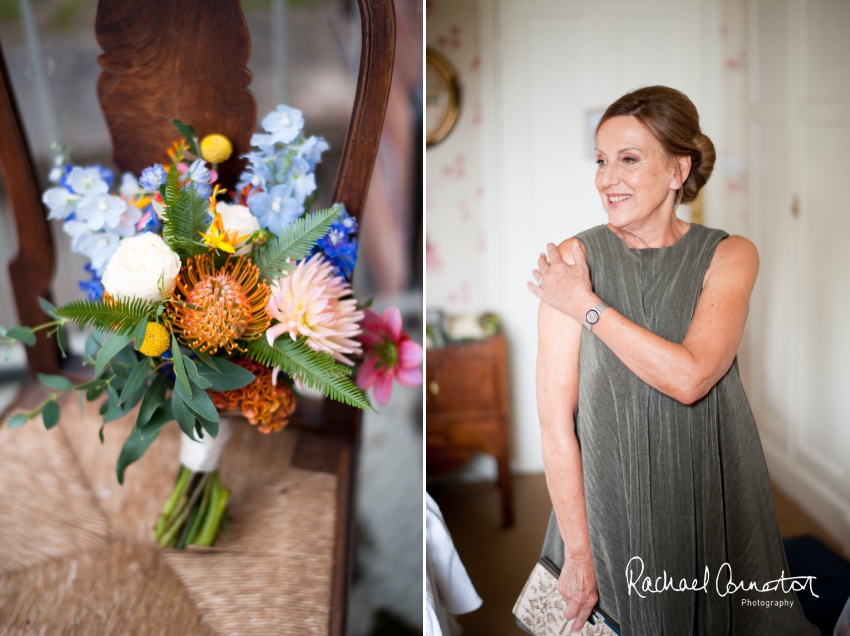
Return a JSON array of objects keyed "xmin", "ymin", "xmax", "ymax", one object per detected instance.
[{"xmin": 747, "ymin": 0, "xmax": 850, "ymax": 554}]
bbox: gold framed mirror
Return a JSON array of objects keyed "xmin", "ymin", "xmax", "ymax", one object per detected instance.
[{"xmin": 426, "ymin": 48, "xmax": 460, "ymax": 147}]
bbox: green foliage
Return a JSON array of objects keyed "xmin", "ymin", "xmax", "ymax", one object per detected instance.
[
  {"xmin": 42, "ymin": 400, "xmax": 60, "ymax": 429},
  {"xmin": 95, "ymin": 334, "xmax": 134, "ymax": 377},
  {"xmin": 172, "ymin": 119, "xmax": 201, "ymax": 157},
  {"xmin": 6, "ymin": 326, "xmax": 35, "ymax": 346},
  {"xmin": 6, "ymin": 413, "xmax": 27, "ymax": 428},
  {"xmin": 252, "ymin": 206, "xmax": 340, "ymax": 283},
  {"xmin": 171, "ymin": 334, "xmax": 192, "ymax": 397},
  {"xmin": 195, "ymin": 357, "xmax": 255, "ymax": 391},
  {"xmin": 55, "ymin": 298, "xmax": 158, "ymax": 336},
  {"xmin": 38, "ymin": 374, "xmax": 74, "ymax": 392},
  {"xmin": 117, "ymin": 404, "xmax": 173, "ymax": 485},
  {"xmin": 161, "ymin": 167, "xmax": 211, "ymax": 259},
  {"xmin": 246, "ymin": 336, "xmax": 372, "ymax": 411}
]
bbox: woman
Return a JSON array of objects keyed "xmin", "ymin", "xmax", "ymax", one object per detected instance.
[{"xmin": 528, "ymin": 86, "xmax": 818, "ymax": 635}]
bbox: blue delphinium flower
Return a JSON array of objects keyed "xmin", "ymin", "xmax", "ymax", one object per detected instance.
[
  {"xmin": 76, "ymin": 192, "xmax": 127, "ymax": 231},
  {"xmin": 66, "ymin": 166, "xmax": 109, "ymax": 196},
  {"xmin": 42, "ymin": 186, "xmax": 78, "ymax": 221},
  {"xmin": 288, "ymin": 156, "xmax": 317, "ymax": 205},
  {"xmin": 139, "ymin": 164, "xmax": 166, "ymax": 191},
  {"xmin": 96, "ymin": 165, "xmax": 115, "ymax": 190},
  {"xmin": 78, "ymin": 263, "xmax": 104, "ymax": 301},
  {"xmin": 252, "ymin": 105, "xmax": 305, "ymax": 147},
  {"xmin": 337, "ymin": 205, "xmax": 358, "ymax": 235},
  {"xmin": 315, "ymin": 206, "xmax": 358, "ymax": 279},
  {"xmin": 248, "ymin": 184, "xmax": 301, "ymax": 235},
  {"xmin": 317, "ymin": 225, "xmax": 357, "ymax": 279},
  {"xmin": 184, "ymin": 159, "xmax": 213, "ymax": 197},
  {"xmin": 297, "ymin": 136, "xmax": 329, "ymax": 171}
]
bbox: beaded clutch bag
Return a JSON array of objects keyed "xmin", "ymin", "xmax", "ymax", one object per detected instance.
[{"xmin": 513, "ymin": 557, "xmax": 621, "ymax": 636}]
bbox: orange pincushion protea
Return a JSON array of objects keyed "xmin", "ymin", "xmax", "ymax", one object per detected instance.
[
  {"xmin": 168, "ymin": 254, "xmax": 270, "ymax": 354},
  {"xmin": 209, "ymin": 358, "xmax": 296, "ymax": 433}
]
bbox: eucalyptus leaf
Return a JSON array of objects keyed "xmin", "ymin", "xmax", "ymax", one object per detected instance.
[
  {"xmin": 37, "ymin": 373, "xmax": 74, "ymax": 392},
  {"xmin": 104, "ymin": 381, "xmax": 146, "ymax": 423},
  {"xmin": 171, "ymin": 333, "xmax": 192, "ymax": 397},
  {"xmin": 5, "ymin": 347, "xmax": 13, "ymax": 362},
  {"xmin": 77, "ymin": 378, "xmax": 107, "ymax": 391},
  {"xmin": 195, "ymin": 357, "xmax": 255, "ymax": 391},
  {"xmin": 85, "ymin": 331, "xmax": 106, "ymax": 361},
  {"xmin": 182, "ymin": 355, "xmax": 212, "ymax": 389},
  {"xmin": 7, "ymin": 326, "xmax": 36, "ymax": 346},
  {"xmin": 42, "ymin": 400, "xmax": 60, "ymax": 429},
  {"xmin": 38, "ymin": 297, "xmax": 59, "ymax": 318},
  {"xmin": 111, "ymin": 359, "xmax": 134, "ymax": 379},
  {"xmin": 95, "ymin": 334, "xmax": 134, "ymax": 377},
  {"xmin": 133, "ymin": 319, "xmax": 149, "ymax": 351},
  {"xmin": 174, "ymin": 378, "xmax": 218, "ymax": 424},
  {"xmin": 7, "ymin": 413, "xmax": 27, "ymax": 428},
  {"xmin": 56, "ymin": 326, "xmax": 67, "ymax": 358},
  {"xmin": 119, "ymin": 359, "xmax": 153, "ymax": 404},
  {"xmin": 87, "ymin": 383, "xmax": 106, "ymax": 401},
  {"xmin": 171, "ymin": 119, "xmax": 201, "ymax": 156},
  {"xmin": 116, "ymin": 404, "xmax": 173, "ymax": 485},
  {"xmin": 136, "ymin": 374, "xmax": 167, "ymax": 430},
  {"xmin": 194, "ymin": 350, "xmax": 218, "ymax": 371},
  {"xmin": 171, "ymin": 390, "xmax": 197, "ymax": 440}
]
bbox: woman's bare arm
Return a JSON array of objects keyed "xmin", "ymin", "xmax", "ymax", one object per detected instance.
[
  {"xmin": 537, "ymin": 292, "xmax": 598, "ymax": 630},
  {"xmin": 530, "ymin": 236, "xmax": 759, "ymax": 404}
]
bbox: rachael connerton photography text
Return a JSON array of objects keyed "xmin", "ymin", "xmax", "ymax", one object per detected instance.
[{"xmin": 625, "ymin": 556, "xmax": 818, "ymax": 599}]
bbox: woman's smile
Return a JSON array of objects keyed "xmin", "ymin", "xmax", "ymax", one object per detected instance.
[{"xmin": 606, "ymin": 193, "xmax": 633, "ymax": 207}]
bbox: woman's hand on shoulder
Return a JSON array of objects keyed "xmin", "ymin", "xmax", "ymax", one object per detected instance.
[
  {"xmin": 558, "ymin": 552, "xmax": 599, "ymax": 633},
  {"xmin": 528, "ymin": 238, "xmax": 598, "ymax": 324}
]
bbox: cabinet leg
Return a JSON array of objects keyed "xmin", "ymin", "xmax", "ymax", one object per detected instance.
[{"xmin": 498, "ymin": 454, "xmax": 514, "ymax": 528}]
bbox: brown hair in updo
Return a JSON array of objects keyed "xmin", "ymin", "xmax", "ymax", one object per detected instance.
[{"xmin": 596, "ymin": 86, "xmax": 715, "ymax": 205}]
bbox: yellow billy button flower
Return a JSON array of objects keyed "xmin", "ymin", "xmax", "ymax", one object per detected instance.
[
  {"xmin": 139, "ymin": 322, "xmax": 170, "ymax": 357},
  {"xmin": 200, "ymin": 134, "xmax": 233, "ymax": 164}
]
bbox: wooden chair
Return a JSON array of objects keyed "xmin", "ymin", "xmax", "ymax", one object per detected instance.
[{"xmin": 0, "ymin": 1, "xmax": 394, "ymax": 633}]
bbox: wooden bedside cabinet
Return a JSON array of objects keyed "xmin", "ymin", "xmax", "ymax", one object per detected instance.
[{"xmin": 426, "ymin": 331, "xmax": 514, "ymax": 527}]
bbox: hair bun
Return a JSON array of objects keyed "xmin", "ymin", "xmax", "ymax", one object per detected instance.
[{"xmin": 682, "ymin": 132, "xmax": 715, "ymax": 205}]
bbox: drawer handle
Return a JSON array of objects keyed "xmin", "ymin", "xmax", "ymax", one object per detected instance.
[{"xmin": 429, "ymin": 381, "xmax": 440, "ymax": 395}]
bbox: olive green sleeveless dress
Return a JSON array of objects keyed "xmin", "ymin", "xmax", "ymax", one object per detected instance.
[{"xmin": 540, "ymin": 224, "xmax": 819, "ymax": 636}]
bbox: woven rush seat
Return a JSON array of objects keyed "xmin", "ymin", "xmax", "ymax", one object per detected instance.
[{"xmin": 0, "ymin": 391, "xmax": 337, "ymax": 634}]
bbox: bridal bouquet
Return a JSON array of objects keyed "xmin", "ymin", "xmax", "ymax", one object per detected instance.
[{"xmin": 1, "ymin": 106, "xmax": 422, "ymax": 549}]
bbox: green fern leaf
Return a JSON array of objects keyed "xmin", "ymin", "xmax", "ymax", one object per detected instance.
[
  {"xmin": 252, "ymin": 206, "xmax": 340, "ymax": 283},
  {"xmin": 245, "ymin": 336, "xmax": 372, "ymax": 411},
  {"xmin": 55, "ymin": 298, "xmax": 159, "ymax": 335},
  {"xmin": 162, "ymin": 168, "xmax": 211, "ymax": 259}
]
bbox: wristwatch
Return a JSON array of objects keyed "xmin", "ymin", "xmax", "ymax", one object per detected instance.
[{"xmin": 584, "ymin": 302, "xmax": 609, "ymax": 331}]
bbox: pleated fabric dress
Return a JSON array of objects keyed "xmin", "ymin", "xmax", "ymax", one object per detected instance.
[{"xmin": 540, "ymin": 224, "xmax": 819, "ymax": 636}]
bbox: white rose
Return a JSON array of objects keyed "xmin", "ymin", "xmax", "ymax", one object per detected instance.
[
  {"xmin": 101, "ymin": 233, "xmax": 181, "ymax": 302},
  {"xmin": 217, "ymin": 202, "xmax": 260, "ymax": 255}
]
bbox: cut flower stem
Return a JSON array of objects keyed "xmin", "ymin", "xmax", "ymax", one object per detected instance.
[{"xmin": 155, "ymin": 467, "xmax": 229, "ymax": 548}]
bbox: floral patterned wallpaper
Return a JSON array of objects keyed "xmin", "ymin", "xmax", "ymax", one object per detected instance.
[{"xmin": 425, "ymin": 0, "xmax": 489, "ymax": 312}]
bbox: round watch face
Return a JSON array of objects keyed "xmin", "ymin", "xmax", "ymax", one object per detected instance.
[{"xmin": 586, "ymin": 309, "xmax": 600, "ymax": 324}]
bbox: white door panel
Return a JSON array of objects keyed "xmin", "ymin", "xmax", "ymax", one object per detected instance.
[{"xmin": 748, "ymin": 0, "xmax": 850, "ymax": 553}]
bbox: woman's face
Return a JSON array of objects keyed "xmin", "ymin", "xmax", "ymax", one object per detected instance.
[{"xmin": 594, "ymin": 116, "xmax": 688, "ymax": 230}]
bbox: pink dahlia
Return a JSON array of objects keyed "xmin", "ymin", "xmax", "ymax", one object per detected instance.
[
  {"xmin": 266, "ymin": 254, "xmax": 363, "ymax": 364},
  {"xmin": 356, "ymin": 307, "xmax": 423, "ymax": 406}
]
